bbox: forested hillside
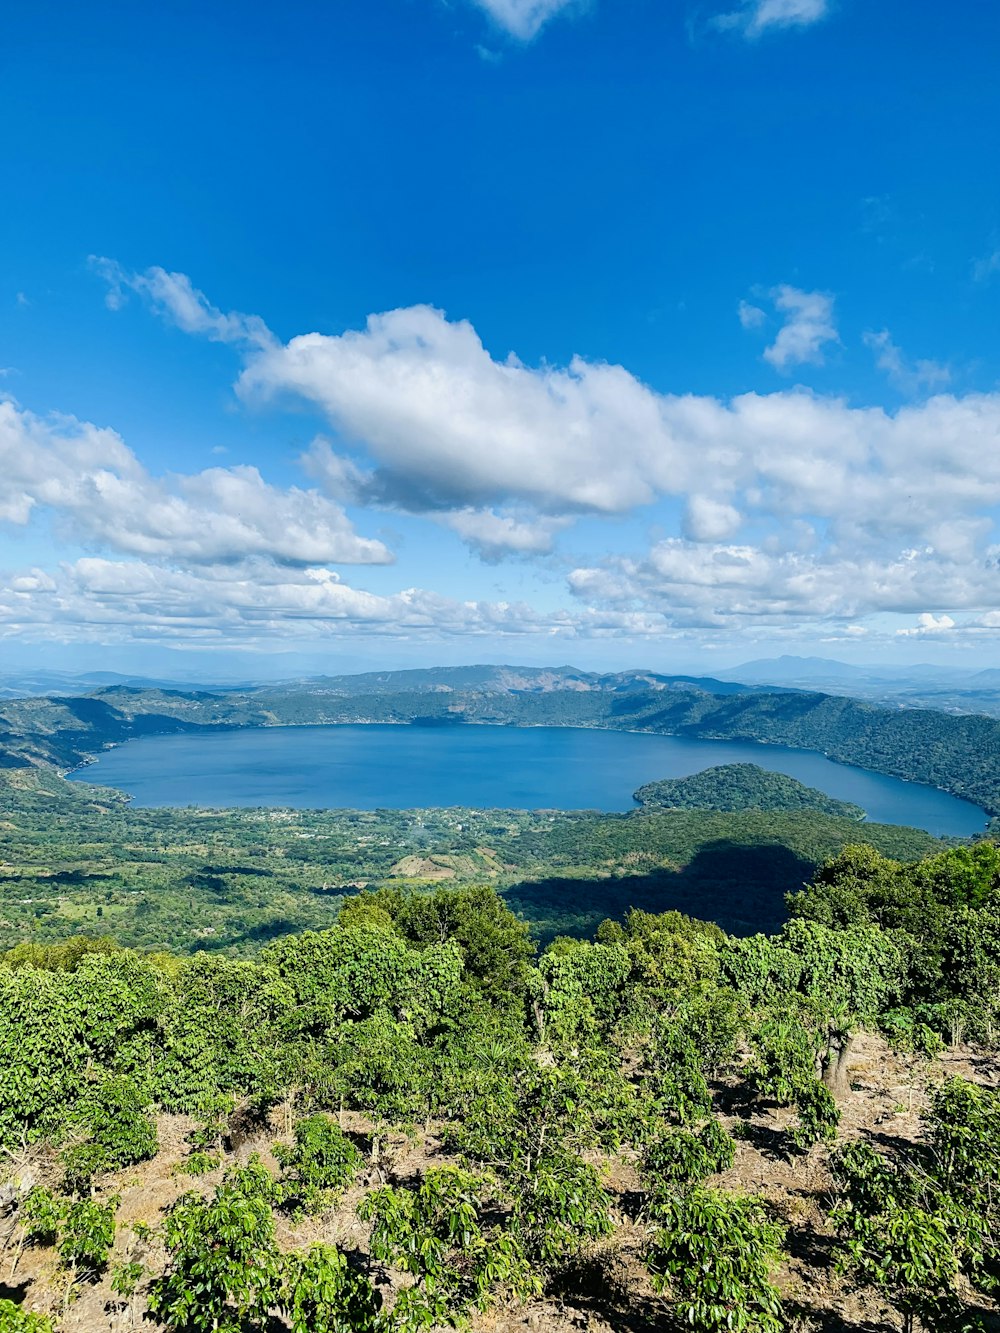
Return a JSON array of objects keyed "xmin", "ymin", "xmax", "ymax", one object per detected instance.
[
  {"xmin": 0, "ymin": 767, "xmax": 941, "ymax": 953},
  {"xmin": 1, "ymin": 842, "xmax": 999, "ymax": 1332},
  {"xmin": 633, "ymin": 764, "xmax": 865, "ymax": 819}
]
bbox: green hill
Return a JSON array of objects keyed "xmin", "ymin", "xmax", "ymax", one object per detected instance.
[{"xmin": 633, "ymin": 763, "xmax": 866, "ymax": 820}]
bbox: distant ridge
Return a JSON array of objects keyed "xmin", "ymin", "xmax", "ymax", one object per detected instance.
[{"xmin": 282, "ymin": 663, "xmax": 762, "ymax": 698}]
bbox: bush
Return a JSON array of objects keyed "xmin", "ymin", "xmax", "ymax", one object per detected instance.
[
  {"xmin": 21, "ymin": 1187, "xmax": 117, "ymax": 1281},
  {"xmin": 360, "ymin": 1166, "xmax": 537, "ymax": 1330},
  {"xmin": 62, "ymin": 1075, "xmax": 158, "ymax": 1189},
  {"xmin": 643, "ymin": 1119, "xmax": 735, "ymax": 1189},
  {"xmin": 508, "ymin": 1151, "xmax": 614, "ymax": 1267},
  {"xmin": 275, "ymin": 1114, "xmax": 362, "ymax": 1214},
  {"xmin": 147, "ymin": 1157, "xmax": 281, "ymax": 1333},
  {"xmin": 278, "ymin": 1244, "xmax": 381, "ymax": 1333},
  {"xmin": 646, "ymin": 1187, "xmax": 786, "ymax": 1333},
  {"xmin": 0, "ymin": 1299, "xmax": 54, "ymax": 1332}
]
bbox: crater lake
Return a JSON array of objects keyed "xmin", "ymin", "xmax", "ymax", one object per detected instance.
[{"xmin": 68, "ymin": 723, "xmax": 988, "ymax": 837}]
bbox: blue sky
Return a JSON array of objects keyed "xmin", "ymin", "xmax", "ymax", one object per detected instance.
[{"xmin": 3, "ymin": 0, "xmax": 1000, "ymax": 676}]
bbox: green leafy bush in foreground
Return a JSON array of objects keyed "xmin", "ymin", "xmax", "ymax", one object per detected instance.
[
  {"xmin": 0, "ymin": 1300, "xmax": 54, "ymax": 1332},
  {"xmin": 646, "ymin": 1187, "xmax": 786, "ymax": 1333}
]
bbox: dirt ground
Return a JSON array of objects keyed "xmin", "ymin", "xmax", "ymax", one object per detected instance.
[{"xmin": 2, "ymin": 1035, "xmax": 998, "ymax": 1333}]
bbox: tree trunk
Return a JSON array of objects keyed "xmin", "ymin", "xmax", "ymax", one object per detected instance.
[{"xmin": 820, "ymin": 1030, "xmax": 858, "ymax": 1099}]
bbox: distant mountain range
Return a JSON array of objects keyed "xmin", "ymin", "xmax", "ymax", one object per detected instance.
[
  {"xmin": 0, "ymin": 663, "xmax": 766, "ymax": 701},
  {"xmin": 262, "ymin": 664, "xmax": 765, "ymax": 698},
  {"xmin": 1, "ymin": 656, "xmax": 998, "ymax": 718},
  {"xmin": 714, "ymin": 655, "xmax": 1000, "ymax": 715}
]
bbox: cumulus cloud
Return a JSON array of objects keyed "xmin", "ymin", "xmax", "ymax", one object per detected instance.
[
  {"xmin": 246, "ymin": 306, "xmax": 685, "ymax": 514},
  {"xmin": 715, "ymin": 0, "xmax": 829, "ymax": 38},
  {"xmin": 683, "ymin": 496, "xmax": 742, "ymax": 542},
  {"xmin": 466, "ymin": 0, "xmax": 579, "ymax": 40},
  {"xmin": 863, "ymin": 329, "xmax": 950, "ymax": 395},
  {"xmin": 0, "ymin": 555, "xmax": 668, "ymax": 644},
  {"xmin": 437, "ymin": 508, "xmax": 572, "ymax": 561},
  {"xmin": 738, "ymin": 299, "xmax": 766, "ymax": 330},
  {"xmin": 569, "ymin": 540, "xmax": 1000, "ymax": 629},
  {"xmin": 234, "ymin": 299, "xmax": 1000, "ymax": 561},
  {"xmin": 98, "ymin": 264, "xmax": 1000, "ymax": 636},
  {"xmin": 762, "ymin": 286, "xmax": 838, "ymax": 370},
  {"xmin": 896, "ymin": 613, "xmax": 957, "ymax": 637},
  {"xmin": 0, "ymin": 400, "xmax": 392, "ymax": 567}
]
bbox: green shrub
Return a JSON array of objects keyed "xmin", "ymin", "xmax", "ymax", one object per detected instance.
[
  {"xmin": 0, "ymin": 1299, "xmax": 55, "ymax": 1332},
  {"xmin": 646, "ymin": 1187, "xmax": 786, "ymax": 1333},
  {"xmin": 360, "ymin": 1166, "xmax": 537, "ymax": 1330},
  {"xmin": 644, "ymin": 1119, "xmax": 736, "ymax": 1189},
  {"xmin": 147, "ymin": 1157, "xmax": 281, "ymax": 1333},
  {"xmin": 275, "ymin": 1114, "xmax": 362, "ymax": 1214},
  {"xmin": 21, "ymin": 1187, "xmax": 117, "ymax": 1280},
  {"xmin": 62, "ymin": 1075, "xmax": 158, "ymax": 1189},
  {"xmin": 278, "ymin": 1244, "xmax": 381, "ymax": 1333},
  {"xmin": 507, "ymin": 1151, "xmax": 613, "ymax": 1268}
]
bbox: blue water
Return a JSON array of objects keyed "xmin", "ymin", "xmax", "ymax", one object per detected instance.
[{"xmin": 67, "ymin": 723, "xmax": 987, "ymax": 837}]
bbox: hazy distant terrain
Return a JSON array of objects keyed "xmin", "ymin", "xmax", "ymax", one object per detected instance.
[{"xmin": 717, "ymin": 655, "xmax": 1000, "ymax": 716}]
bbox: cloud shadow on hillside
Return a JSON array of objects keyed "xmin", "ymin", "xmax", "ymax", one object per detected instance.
[{"xmin": 503, "ymin": 839, "xmax": 814, "ymax": 944}]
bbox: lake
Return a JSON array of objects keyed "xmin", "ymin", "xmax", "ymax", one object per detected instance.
[{"xmin": 68, "ymin": 723, "xmax": 988, "ymax": 837}]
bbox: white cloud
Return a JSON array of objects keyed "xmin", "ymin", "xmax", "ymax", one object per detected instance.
[
  {"xmin": 896, "ymin": 612, "xmax": 957, "ymax": 637},
  {"xmin": 91, "ymin": 258, "xmax": 273, "ymax": 349},
  {"xmin": 0, "ymin": 555, "xmax": 669, "ymax": 644},
  {"xmin": 466, "ymin": 0, "xmax": 579, "ymax": 40},
  {"xmin": 97, "ymin": 264, "xmax": 1000, "ymax": 637},
  {"xmin": 863, "ymin": 329, "xmax": 950, "ymax": 395},
  {"xmin": 246, "ymin": 305, "xmax": 684, "ymax": 514},
  {"xmin": 738, "ymin": 299, "xmax": 766, "ymax": 329},
  {"xmin": 973, "ymin": 250, "xmax": 1000, "ymax": 283},
  {"xmin": 715, "ymin": 0, "xmax": 829, "ymax": 38},
  {"xmin": 683, "ymin": 496, "xmax": 742, "ymax": 542},
  {"xmin": 570, "ymin": 541, "xmax": 1000, "ymax": 629},
  {"xmin": 0, "ymin": 400, "xmax": 392, "ymax": 567},
  {"xmin": 437, "ymin": 508, "xmax": 571, "ymax": 560},
  {"xmin": 762, "ymin": 285, "xmax": 838, "ymax": 371}
]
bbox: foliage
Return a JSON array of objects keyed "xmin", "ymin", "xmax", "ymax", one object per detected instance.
[
  {"xmin": 278, "ymin": 1244, "xmax": 381, "ymax": 1333},
  {"xmin": 643, "ymin": 1118, "xmax": 736, "ymax": 1188},
  {"xmin": 360, "ymin": 1166, "xmax": 537, "ymax": 1329},
  {"xmin": 830, "ymin": 1142, "xmax": 965, "ymax": 1333},
  {"xmin": 634, "ymin": 763, "xmax": 865, "ymax": 819},
  {"xmin": 0, "ymin": 1300, "xmax": 54, "ymax": 1332},
  {"xmin": 1, "ymin": 787, "xmax": 998, "ymax": 1333},
  {"xmin": 274, "ymin": 1114, "xmax": 362, "ymax": 1214},
  {"xmin": 507, "ymin": 1150, "xmax": 614, "ymax": 1267},
  {"xmin": 746, "ymin": 1012, "xmax": 840, "ymax": 1149},
  {"xmin": 146, "ymin": 1157, "xmax": 282, "ymax": 1333},
  {"xmin": 830, "ymin": 1082, "xmax": 1000, "ymax": 1331},
  {"xmin": 21, "ymin": 1187, "xmax": 117, "ymax": 1280},
  {"xmin": 62, "ymin": 1074, "xmax": 158, "ymax": 1189},
  {"xmin": 645, "ymin": 1187, "xmax": 786, "ymax": 1333},
  {"xmin": 641, "ymin": 1015, "xmax": 713, "ymax": 1125}
]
